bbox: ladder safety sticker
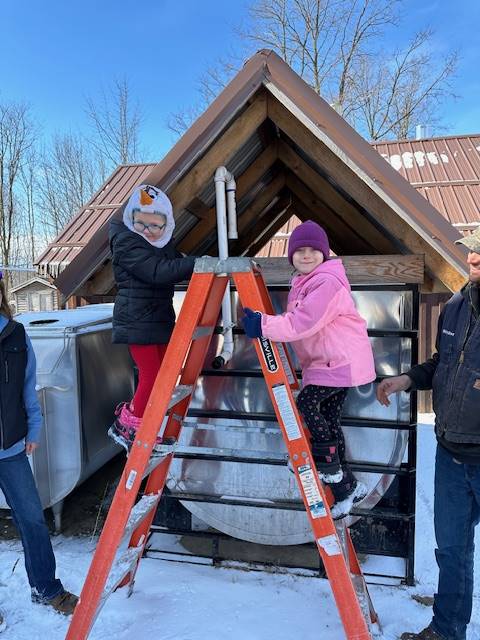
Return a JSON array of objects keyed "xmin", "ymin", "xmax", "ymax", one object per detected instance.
[
  {"xmin": 258, "ymin": 337, "xmax": 278, "ymax": 373},
  {"xmin": 272, "ymin": 385, "xmax": 302, "ymax": 441},
  {"xmin": 125, "ymin": 470, "xmax": 137, "ymax": 491},
  {"xmin": 276, "ymin": 343, "xmax": 296, "ymax": 385},
  {"xmin": 318, "ymin": 534, "xmax": 342, "ymax": 556},
  {"xmin": 298, "ymin": 464, "xmax": 327, "ymax": 518}
]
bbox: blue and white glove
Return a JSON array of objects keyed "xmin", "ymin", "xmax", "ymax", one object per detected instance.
[{"xmin": 241, "ymin": 308, "xmax": 263, "ymax": 338}]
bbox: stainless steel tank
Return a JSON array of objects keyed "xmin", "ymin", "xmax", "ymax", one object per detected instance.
[
  {"xmin": 0, "ymin": 304, "xmax": 133, "ymax": 529},
  {"xmin": 167, "ymin": 287, "xmax": 414, "ymax": 545}
]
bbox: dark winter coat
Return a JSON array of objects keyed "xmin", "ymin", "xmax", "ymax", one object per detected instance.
[
  {"xmin": 407, "ymin": 282, "xmax": 480, "ymax": 462},
  {"xmin": 109, "ymin": 219, "xmax": 195, "ymax": 345},
  {"xmin": 0, "ymin": 321, "xmax": 28, "ymax": 449}
]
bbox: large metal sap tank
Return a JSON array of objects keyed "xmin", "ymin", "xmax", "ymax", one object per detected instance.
[
  {"xmin": 167, "ymin": 287, "xmax": 415, "ymax": 545},
  {"xmin": 0, "ymin": 304, "xmax": 133, "ymax": 528}
]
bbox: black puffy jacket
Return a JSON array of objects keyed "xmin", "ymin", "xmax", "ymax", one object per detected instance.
[
  {"xmin": 407, "ymin": 283, "xmax": 480, "ymax": 459},
  {"xmin": 109, "ymin": 219, "xmax": 195, "ymax": 344}
]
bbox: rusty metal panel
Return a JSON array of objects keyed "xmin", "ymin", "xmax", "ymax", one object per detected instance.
[
  {"xmin": 373, "ymin": 136, "xmax": 480, "ymax": 230},
  {"xmin": 36, "ymin": 164, "xmax": 156, "ymax": 277}
]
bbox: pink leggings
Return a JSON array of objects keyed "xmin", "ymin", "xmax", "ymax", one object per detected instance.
[{"xmin": 128, "ymin": 344, "xmax": 168, "ymax": 417}]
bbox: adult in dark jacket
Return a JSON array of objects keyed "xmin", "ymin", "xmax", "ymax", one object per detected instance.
[
  {"xmin": 0, "ymin": 276, "xmax": 78, "ymax": 633},
  {"xmin": 377, "ymin": 227, "xmax": 480, "ymax": 640},
  {"xmin": 109, "ymin": 184, "xmax": 195, "ymax": 450}
]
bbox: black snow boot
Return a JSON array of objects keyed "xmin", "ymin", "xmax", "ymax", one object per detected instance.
[
  {"xmin": 400, "ymin": 625, "xmax": 446, "ymax": 640},
  {"xmin": 311, "ymin": 440, "xmax": 343, "ymax": 483},
  {"xmin": 329, "ymin": 466, "xmax": 367, "ymax": 519}
]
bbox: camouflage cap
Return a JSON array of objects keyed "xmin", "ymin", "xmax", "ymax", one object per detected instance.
[{"xmin": 455, "ymin": 226, "xmax": 480, "ymax": 253}]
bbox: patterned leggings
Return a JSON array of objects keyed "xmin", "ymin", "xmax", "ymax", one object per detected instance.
[{"xmin": 296, "ymin": 385, "xmax": 348, "ymax": 461}]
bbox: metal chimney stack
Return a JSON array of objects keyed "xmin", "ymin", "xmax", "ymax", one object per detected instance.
[{"xmin": 415, "ymin": 124, "xmax": 432, "ymax": 139}]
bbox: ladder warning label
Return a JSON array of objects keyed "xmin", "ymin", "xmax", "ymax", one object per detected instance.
[
  {"xmin": 317, "ymin": 534, "xmax": 342, "ymax": 556},
  {"xmin": 298, "ymin": 464, "xmax": 327, "ymax": 519},
  {"xmin": 276, "ymin": 343, "xmax": 296, "ymax": 384},
  {"xmin": 272, "ymin": 385, "xmax": 301, "ymax": 441},
  {"xmin": 259, "ymin": 337, "xmax": 278, "ymax": 372},
  {"xmin": 126, "ymin": 470, "xmax": 137, "ymax": 491}
]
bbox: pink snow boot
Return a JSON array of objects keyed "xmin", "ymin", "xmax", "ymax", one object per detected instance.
[{"xmin": 108, "ymin": 402, "xmax": 170, "ymax": 453}]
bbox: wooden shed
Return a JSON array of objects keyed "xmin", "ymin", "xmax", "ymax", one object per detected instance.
[{"xmin": 9, "ymin": 277, "xmax": 59, "ymax": 315}]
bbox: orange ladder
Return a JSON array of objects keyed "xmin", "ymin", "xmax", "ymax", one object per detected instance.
[{"xmin": 66, "ymin": 257, "xmax": 378, "ymax": 640}]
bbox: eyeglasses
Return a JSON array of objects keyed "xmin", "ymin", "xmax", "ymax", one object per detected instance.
[{"xmin": 133, "ymin": 220, "xmax": 166, "ymax": 233}]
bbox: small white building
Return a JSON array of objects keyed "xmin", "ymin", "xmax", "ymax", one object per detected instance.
[{"xmin": 9, "ymin": 277, "xmax": 59, "ymax": 315}]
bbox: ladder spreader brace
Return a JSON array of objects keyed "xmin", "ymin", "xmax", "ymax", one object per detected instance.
[{"xmin": 66, "ymin": 257, "xmax": 379, "ymax": 640}]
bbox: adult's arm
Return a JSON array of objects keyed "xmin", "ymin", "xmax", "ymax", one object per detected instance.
[
  {"xmin": 405, "ymin": 307, "xmax": 444, "ymax": 391},
  {"xmin": 23, "ymin": 334, "xmax": 43, "ymax": 444}
]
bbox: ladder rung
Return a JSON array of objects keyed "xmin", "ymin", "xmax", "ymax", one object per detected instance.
[
  {"xmin": 124, "ymin": 494, "xmax": 160, "ymax": 539},
  {"xmin": 192, "ymin": 326, "xmax": 215, "ymax": 339},
  {"xmin": 99, "ymin": 546, "xmax": 143, "ymax": 608},
  {"xmin": 168, "ymin": 385, "xmax": 193, "ymax": 409},
  {"xmin": 142, "ymin": 443, "xmax": 177, "ymax": 479}
]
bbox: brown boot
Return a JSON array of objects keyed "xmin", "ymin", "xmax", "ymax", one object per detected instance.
[
  {"xmin": 400, "ymin": 626, "xmax": 446, "ymax": 640},
  {"xmin": 45, "ymin": 590, "xmax": 79, "ymax": 616}
]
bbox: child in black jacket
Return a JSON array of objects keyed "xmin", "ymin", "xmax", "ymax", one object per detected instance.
[{"xmin": 108, "ymin": 184, "xmax": 195, "ymax": 451}]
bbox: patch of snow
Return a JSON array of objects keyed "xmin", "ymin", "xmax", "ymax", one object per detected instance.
[
  {"xmin": 383, "ymin": 152, "xmax": 449, "ymax": 171},
  {"xmin": 0, "ymin": 415, "xmax": 478, "ymax": 639}
]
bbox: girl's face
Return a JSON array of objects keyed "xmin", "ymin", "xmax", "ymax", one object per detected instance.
[
  {"xmin": 292, "ymin": 247, "xmax": 324, "ymax": 274},
  {"xmin": 133, "ymin": 212, "xmax": 167, "ymax": 241}
]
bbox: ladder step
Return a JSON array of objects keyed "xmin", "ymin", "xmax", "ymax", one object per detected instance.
[
  {"xmin": 168, "ymin": 385, "xmax": 193, "ymax": 409},
  {"xmin": 99, "ymin": 546, "xmax": 143, "ymax": 610},
  {"xmin": 192, "ymin": 326, "xmax": 215, "ymax": 339},
  {"xmin": 142, "ymin": 443, "xmax": 177, "ymax": 479},
  {"xmin": 124, "ymin": 494, "xmax": 160, "ymax": 539}
]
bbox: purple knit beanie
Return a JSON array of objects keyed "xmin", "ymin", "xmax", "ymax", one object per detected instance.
[{"xmin": 287, "ymin": 220, "xmax": 330, "ymax": 264}]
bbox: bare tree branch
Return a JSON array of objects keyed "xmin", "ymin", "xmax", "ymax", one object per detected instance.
[
  {"xmin": 85, "ymin": 77, "xmax": 144, "ymax": 174},
  {"xmin": 0, "ymin": 101, "xmax": 36, "ymax": 280},
  {"xmin": 36, "ymin": 132, "xmax": 101, "ymax": 238},
  {"xmin": 167, "ymin": 0, "xmax": 459, "ymax": 142}
]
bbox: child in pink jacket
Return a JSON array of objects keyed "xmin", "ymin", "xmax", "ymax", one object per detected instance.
[{"xmin": 242, "ymin": 220, "xmax": 376, "ymax": 518}]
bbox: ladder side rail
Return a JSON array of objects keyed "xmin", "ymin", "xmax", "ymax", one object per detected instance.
[
  {"xmin": 346, "ymin": 529, "xmax": 379, "ymax": 625},
  {"xmin": 233, "ymin": 269, "xmax": 371, "ymax": 640},
  {"xmin": 251, "ymin": 268, "xmax": 299, "ymax": 390},
  {"xmin": 66, "ymin": 271, "xmax": 224, "ymax": 640},
  {"xmin": 122, "ymin": 273, "xmax": 230, "ymax": 588}
]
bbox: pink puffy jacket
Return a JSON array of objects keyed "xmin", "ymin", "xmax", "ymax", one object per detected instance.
[{"xmin": 261, "ymin": 259, "xmax": 376, "ymax": 387}]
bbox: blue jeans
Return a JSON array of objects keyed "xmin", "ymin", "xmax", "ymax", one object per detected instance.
[
  {"xmin": 0, "ymin": 451, "xmax": 63, "ymax": 600},
  {"xmin": 431, "ymin": 444, "xmax": 480, "ymax": 640}
]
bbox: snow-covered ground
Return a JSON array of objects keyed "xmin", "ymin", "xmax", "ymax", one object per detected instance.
[{"xmin": 0, "ymin": 415, "xmax": 478, "ymax": 639}]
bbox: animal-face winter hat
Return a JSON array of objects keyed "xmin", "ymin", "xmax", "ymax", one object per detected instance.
[
  {"xmin": 123, "ymin": 184, "xmax": 175, "ymax": 248},
  {"xmin": 287, "ymin": 220, "xmax": 330, "ymax": 264}
]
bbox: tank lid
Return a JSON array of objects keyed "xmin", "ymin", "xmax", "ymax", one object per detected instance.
[{"xmin": 16, "ymin": 303, "xmax": 114, "ymax": 331}]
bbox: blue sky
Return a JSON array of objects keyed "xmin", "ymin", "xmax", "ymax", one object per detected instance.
[{"xmin": 1, "ymin": 0, "xmax": 478, "ymax": 159}]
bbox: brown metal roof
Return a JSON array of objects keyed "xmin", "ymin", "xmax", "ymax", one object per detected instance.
[
  {"xmin": 46, "ymin": 49, "xmax": 470, "ymax": 298},
  {"xmin": 373, "ymin": 135, "xmax": 480, "ymax": 229},
  {"xmin": 36, "ymin": 163, "xmax": 156, "ymax": 277}
]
